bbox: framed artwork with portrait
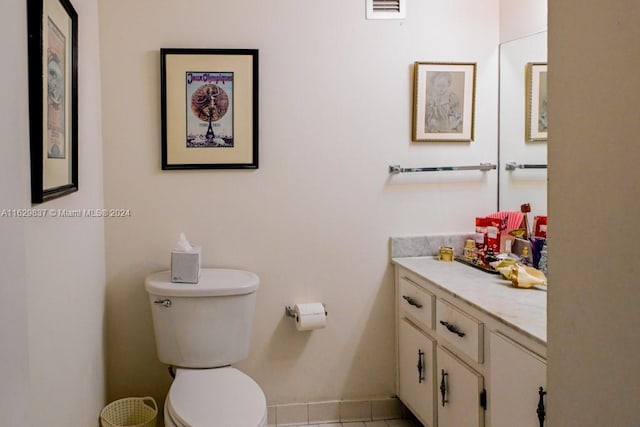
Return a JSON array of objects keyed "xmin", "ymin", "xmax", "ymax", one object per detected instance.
[
  {"xmin": 161, "ymin": 48, "xmax": 259, "ymax": 170},
  {"xmin": 412, "ymin": 62, "xmax": 476, "ymax": 142},
  {"xmin": 27, "ymin": 0, "xmax": 78, "ymax": 203},
  {"xmin": 525, "ymin": 62, "xmax": 548, "ymax": 141}
]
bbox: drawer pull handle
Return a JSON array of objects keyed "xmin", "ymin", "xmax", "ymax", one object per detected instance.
[
  {"xmin": 537, "ymin": 386, "xmax": 547, "ymax": 426},
  {"xmin": 417, "ymin": 349, "xmax": 425, "ymax": 383},
  {"xmin": 440, "ymin": 320, "xmax": 466, "ymax": 337},
  {"xmin": 402, "ymin": 295, "xmax": 423, "ymax": 308},
  {"xmin": 440, "ymin": 369, "xmax": 449, "ymax": 406}
]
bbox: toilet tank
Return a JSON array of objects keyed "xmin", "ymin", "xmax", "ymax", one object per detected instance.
[{"xmin": 145, "ymin": 268, "xmax": 259, "ymax": 368}]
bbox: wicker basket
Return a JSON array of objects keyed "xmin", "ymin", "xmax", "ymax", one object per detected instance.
[{"xmin": 100, "ymin": 396, "xmax": 157, "ymax": 427}]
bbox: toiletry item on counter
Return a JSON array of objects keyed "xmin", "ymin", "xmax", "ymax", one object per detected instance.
[
  {"xmin": 438, "ymin": 246, "xmax": 454, "ymax": 262},
  {"xmin": 533, "ymin": 215, "xmax": 547, "ymax": 238},
  {"xmin": 497, "ymin": 264, "xmax": 547, "ymax": 288},
  {"xmin": 474, "ymin": 232, "xmax": 485, "ymax": 261},
  {"xmin": 485, "ymin": 247, "xmax": 499, "ymax": 264},
  {"xmin": 520, "ymin": 203, "xmax": 532, "ymax": 239},
  {"xmin": 530, "ymin": 237, "xmax": 546, "ymax": 268},
  {"xmin": 538, "ymin": 241, "xmax": 548, "ymax": 275},
  {"xmin": 487, "ymin": 210, "xmax": 526, "ymax": 252},
  {"xmin": 511, "ymin": 238, "xmax": 533, "ymax": 266},
  {"xmin": 463, "ymin": 239, "xmax": 477, "ymax": 261},
  {"xmin": 475, "ymin": 217, "xmax": 503, "ymax": 265},
  {"xmin": 519, "ymin": 246, "xmax": 531, "ymax": 266}
]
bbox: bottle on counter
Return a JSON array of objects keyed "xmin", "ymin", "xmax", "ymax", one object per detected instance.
[
  {"xmin": 538, "ymin": 242, "xmax": 548, "ymax": 274},
  {"xmin": 463, "ymin": 239, "xmax": 477, "ymax": 261},
  {"xmin": 519, "ymin": 246, "xmax": 531, "ymax": 266}
]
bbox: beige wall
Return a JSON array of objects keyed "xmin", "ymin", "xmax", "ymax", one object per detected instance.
[
  {"xmin": 7, "ymin": 0, "xmax": 639, "ymax": 424},
  {"xmin": 548, "ymin": 0, "xmax": 640, "ymax": 425},
  {"xmin": 0, "ymin": 2, "xmax": 30, "ymax": 424},
  {"xmin": 100, "ymin": 0, "xmax": 500, "ymax": 405},
  {"xmin": 499, "ymin": 0, "xmax": 547, "ymax": 43},
  {"xmin": 1, "ymin": 0, "xmax": 107, "ymax": 425}
]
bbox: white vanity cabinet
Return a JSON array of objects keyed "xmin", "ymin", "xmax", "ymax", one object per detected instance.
[
  {"xmin": 437, "ymin": 345, "xmax": 485, "ymax": 427},
  {"xmin": 394, "ymin": 258, "xmax": 547, "ymax": 427},
  {"xmin": 398, "ymin": 317, "xmax": 436, "ymax": 426},
  {"xmin": 488, "ymin": 331, "xmax": 547, "ymax": 427},
  {"xmin": 397, "ymin": 273, "xmax": 437, "ymax": 426}
]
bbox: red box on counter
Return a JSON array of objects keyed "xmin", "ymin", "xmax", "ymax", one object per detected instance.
[
  {"xmin": 534, "ymin": 216, "xmax": 547, "ymax": 238},
  {"xmin": 476, "ymin": 217, "xmax": 504, "ymax": 263}
]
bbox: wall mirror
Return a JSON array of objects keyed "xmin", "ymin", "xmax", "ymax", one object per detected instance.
[{"xmin": 498, "ymin": 31, "xmax": 547, "ymax": 219}]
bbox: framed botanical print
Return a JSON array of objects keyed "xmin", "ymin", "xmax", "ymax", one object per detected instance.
[
  {"xmin": 161, "ymin": 48, "xmax": 259, "ymax": 169},
  {"xmin": 412, "ymin": 62, "xmax": 476, "ymax": 142}
]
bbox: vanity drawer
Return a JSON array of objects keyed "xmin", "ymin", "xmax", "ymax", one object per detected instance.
[
  {"xmin": 436, "ymin": 299, "xmax": 484, "ymax": 363},
  {"xmin": 398, "ymin": 275, "xmax": 435, "ymax": 330}
]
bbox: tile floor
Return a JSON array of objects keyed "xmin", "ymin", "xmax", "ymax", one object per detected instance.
[
  {"xmin": 268, "ymin": 398, "xmax": 424, "ymax": 427},
  {"xmin": 305, "ymin": 420, "xmax": 420, "ymax": 427}
]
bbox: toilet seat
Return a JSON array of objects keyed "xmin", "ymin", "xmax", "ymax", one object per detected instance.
[{"xmin": 165, "ymin": 367, "xmax": 267, "ymax": 427}]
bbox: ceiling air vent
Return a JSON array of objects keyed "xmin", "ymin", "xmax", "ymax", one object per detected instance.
[{"xmin": 366, "ymin": 0, "xmax": 406, "ymax": 20}]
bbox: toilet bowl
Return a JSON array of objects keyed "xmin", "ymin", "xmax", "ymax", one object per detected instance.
[{"xmin": 163, "ymin": 367, "xmax": 267, "ymax": 427}]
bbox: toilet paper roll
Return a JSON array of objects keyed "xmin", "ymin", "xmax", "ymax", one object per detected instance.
[{"xmin": 294, "ymin": 303, "xmax": 327, "ymax": 331}]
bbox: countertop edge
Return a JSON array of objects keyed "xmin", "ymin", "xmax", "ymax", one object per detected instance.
[{"xmin": 392, "ymin": 256, "xmax": 547, "ymax": 346}]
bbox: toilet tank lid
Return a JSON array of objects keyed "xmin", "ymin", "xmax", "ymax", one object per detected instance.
[{"xmin": 145, "ymin": 268, "xmax": 259, "ymax": 297}]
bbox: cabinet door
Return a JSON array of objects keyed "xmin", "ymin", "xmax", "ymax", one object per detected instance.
[
  {"xmin": 437, "ymin": 346, "xmax": 485, "ymax": 427},
  {"xmin": 489, "ymin": 331, "xmax": 547, "ymax": 427},
  {"xmin": 399, "ymin": 317, "xmax": 436, "ymax": 427}
]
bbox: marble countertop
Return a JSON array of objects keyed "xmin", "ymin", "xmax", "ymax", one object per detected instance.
[{"xmin": 392, "ymin": 256, "xmax": 547, "ymax": 345}]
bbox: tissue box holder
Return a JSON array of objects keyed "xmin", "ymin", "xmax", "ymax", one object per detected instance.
[{"xmin": 171, "ymin": 247, "xmax": 201, "ymax": 283}]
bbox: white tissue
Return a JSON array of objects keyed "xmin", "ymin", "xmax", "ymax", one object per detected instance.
[
  {"xmin": 171, "ymin": 233, "xmax": 201, "ymax": 283},
  {"xmin": 175, "ymin": 232, "xmax": 194, "ymax": 252}
]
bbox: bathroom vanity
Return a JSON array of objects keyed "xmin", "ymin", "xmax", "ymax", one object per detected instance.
[{"xmin": 392, "ymin": 256, "xmax": 547, "ymax": 427}]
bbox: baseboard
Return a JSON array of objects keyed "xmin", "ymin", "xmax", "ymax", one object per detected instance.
[{"xmin": 268, "ymin": 396, "xmax": 413, "ymax": 426}]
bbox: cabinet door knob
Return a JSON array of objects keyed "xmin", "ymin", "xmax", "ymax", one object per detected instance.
[
  {"xmin": 417, "ymin": 349, "xmax": 425, "ymax": 383},
  {"xmin": 440, "ymin": 320, "xmax": 466, "ymax": 337},
  {"xmin": 440, "ymin": 369, "xmax": 449, "ymax": 406},
  {"xmin": 537, "ymin": 386, "xmax": 547, "ymax": 426},
  {"xmin": 402, "ymin": 295, "xmax": 423, "ymax": 308}
]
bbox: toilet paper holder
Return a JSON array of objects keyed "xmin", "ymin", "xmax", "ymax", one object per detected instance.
[{"xmin": 285, "ymin": 304, "xmax": 328, "ymax": 319}]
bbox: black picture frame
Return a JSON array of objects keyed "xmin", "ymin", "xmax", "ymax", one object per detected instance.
[
  {"xmin": 27, "ymin": 0, "xmax": 78, "ymax": 204},
  {"xmin": 161, "ymin": 48, "xmax": 259, "ymax": 170}
]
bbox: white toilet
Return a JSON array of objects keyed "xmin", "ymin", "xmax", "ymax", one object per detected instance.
[{"xmin": 145, "ymin": 268, "xmax": 267, "ymax": 427}]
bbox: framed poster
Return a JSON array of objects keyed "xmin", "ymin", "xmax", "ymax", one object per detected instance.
[
  {"xmin": 161, "ymin": 48, "xmax": 259, "ymax": 169},
  {"xmin": 27, "ymin": 0, "xmax": 78, "ymax": 203},
  {"xmin": 412, "ymin": 62, "xmax": 476, "ymax": 142},
  {"xmin": 526, "ymin": 62, "xmax": 548, "ymax": 141}
]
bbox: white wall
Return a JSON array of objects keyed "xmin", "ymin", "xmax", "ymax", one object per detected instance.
[
  {"xmin": 0, "ymin": 0, "xmax": 107, "ymax": 425},
  {"xmin": 0, "ymin": 3, "xmax": 30, "ymax": 425},
  {"xmin": 548, "ymin": 0, "xmax": 640, "ymax": 425},
  {"xmin": 499, "ymin": 0, "xmax": 547, "ymax": 43},
  {"xmin": 100, "ymin": 0, "xmax": 500, "ymax": 406}
]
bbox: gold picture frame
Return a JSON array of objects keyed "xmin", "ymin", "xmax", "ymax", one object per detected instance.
[
  {"xmin": 525, "ymin": 62, "xmax": 548, "ymax": 141},
  {"xmin": 412, "ymin": 62, "xmax": 476, "ymax": 142}
]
